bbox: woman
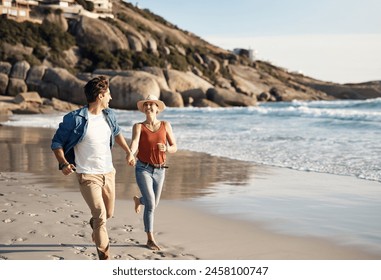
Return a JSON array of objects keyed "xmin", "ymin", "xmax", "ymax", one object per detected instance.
[{"xmin": 130, "ymin": 95, "xmax": 177, "ymax": 250}]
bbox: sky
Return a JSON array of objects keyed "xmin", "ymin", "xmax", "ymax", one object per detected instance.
[{"xmin": 136, "ymin": 0, "xmax": 381, "ymax": 84}]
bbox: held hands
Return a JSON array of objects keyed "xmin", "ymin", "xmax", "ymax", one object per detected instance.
[{"xmin": 126, "ymin": 153, "xmax": 136, "ymax": 166}]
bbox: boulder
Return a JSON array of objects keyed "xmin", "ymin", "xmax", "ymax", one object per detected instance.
[
  {"xmin": 40, "ymin": 82, "xmax": 59, "ymax": 100},
  {"xmin": 25, "ymin": 65, "xmax": 47, "ymax": 92},
  {"xmin": 206, "ymin": 87, "xmax": 257, "ymax": 107},
  {"xmin": 109, "ymin": 75, "xmax": 161, "ymax": 110},
  {"xmin": 161, "ymin": 90, "xmax": 184, "ymax": 108},
  {"xmin": 95, "ymin": 68, "xmax": 170, "ymax": 91},
  {"xmin": 175, "ymin": 45, "xmax": 186, "ymax": 56},
  {"xmin": 191, "ymin": 66, "xmax": 203, "ymax": 77},
  {"xmin": 41, "ymin": 68, "xmax": 87, "ymax": 105},
  {"xmin": 43, "ymin": 11, "xmax": 68, "ymax": 32},
  {"xmin": 1, "ymin": 43, "xmax": 33, "ymax": 61},
  {"xmin": 12, "ymin": 103, "xmax": 46, "ymax": 114},
  {"xmin": 141, "ymin": 67, "xmax": 170, "ymax": 91},
  {"xmin": 193, "ymin": 53, "xmax": 204, "ymax": 64},
  {"xmin": 0, "ymin": 61, "xmax": 12, "ymax": 75},
  {"xmin": 73, "ymin": 16, "xmax": 129, "ymax": 52},
  {"xmin": 127, "ymin": 35, "xmax": 143, "ymax": 52},
  {"xmin": 215, "ymin": 76, "xmax": 234, "ymax": 91},
  {"xmin": 0, "ymin": 96, "xmax": 19, "ymax": 114},
  {"xmin": 165, "ymin": 69, "xmax": 213, "ymax": 93},
  {"xmin": 49, "ymin": 97, "xmax": 81, "ymax": 112},
  {"xmin": 204, "ymin": 55, "xmax": 220, "ymax": 73},
  {"xmin": 257, "ymin": 91, "xmax": 272, "ymax": 102},
  {"xmin": 229, "ymin": 65, "xmax": 269, "ymax": 96},
  {"xmin": 180, "ymin": 88, "xmax": 205, "ymax": 106},
  {"xmin": 192, "ymin": 98, "xmax": 220, "ymax": 108},
  {"xmin": 14, "ymin": 91, "xmax": 43, "ymax": 105},
  {"xmin": 0, "ymin": 73, "xmax": 9, "ymax": 95},
  {"xmin": 146, "ymin": 37, "xmax": 158, "ymax": 54},
  {"xmin": 10, "ymin": 60, "xmax": 30, "ymax": 80},
  {"xmin": 6, "ymin": 78, "xmax": 27, "ymax": 96}
]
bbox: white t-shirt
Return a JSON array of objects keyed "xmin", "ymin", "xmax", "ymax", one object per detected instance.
[{"xmin": 74, "ymin": 112, "xmax": 113, "ymax": 174}]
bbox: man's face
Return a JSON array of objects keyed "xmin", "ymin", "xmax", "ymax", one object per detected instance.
[{"xmin": 100, "ymin": 88, "xmax": 112, "ymax": 109}]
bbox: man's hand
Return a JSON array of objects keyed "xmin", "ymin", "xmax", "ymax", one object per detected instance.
[
  {"xmin": 126, "ymin": 153, "xmax": 136, "ymax": 166},
  {"xmin": 62, "ymin": 164, "xmax": 76, "ymax": 175}
]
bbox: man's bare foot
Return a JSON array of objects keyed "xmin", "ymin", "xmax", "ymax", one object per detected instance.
[
  {"xmin": 133, "ymin": 196, "xmax": 141, "ymax": 214},
  {"xmin": 146, "ymin": 239, "xmax": 161, "ymax": 250}
]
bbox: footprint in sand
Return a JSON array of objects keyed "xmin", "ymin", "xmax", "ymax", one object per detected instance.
[
  {"xmin": 51, "ymin": 255, "xmax": 64, "ymax": 260},
  {"xmin": 28, "ymin": 213, "xmax": 39, "ymax": 217},
  {"xmin": 109, "ymin": 238, "xmax": 118, "ymax": 244},
  {"xmin": 1, "ymin": 209, "xmax": 7, "ymax": 213},
  {"xmin": 127, "ymin": 254, "xmax": 138, "ymax": 260},
  {"xmin": 64, "ymin": 200, "xmax": 74, "ymax": 207},
  {"xmin": 44, "ymin": 234, "xmax": 55, "ymax": 238},
  {"xmin": 16, "ymin": 211, "xmax": 24, "ymax": 215},
  {"xmin": 11, "ymin": 237, "xmax": 27, "ymax": 242},
  {"xmin": 73, "ymin": 246, "xmax": 90, "ymax": 256},
  {"xmin": 73, "ymin": 232, "xmax": 85, "ymax": 238},
  {"xmin": 3, "ymin": 218, "xmax": 15, "ymax": 223},
  {"xmin": 34, "ymin": 220, "xmax": 43, "ymax": 224}
]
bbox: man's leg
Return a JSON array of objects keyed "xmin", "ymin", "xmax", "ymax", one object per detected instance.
[
  {"xmin": 102, "ymin": 169, "xmax": 116, "ymax": 219},
  {"xmin": 77, "ymin": 173, "xmax": 110, "ymax": 260}
]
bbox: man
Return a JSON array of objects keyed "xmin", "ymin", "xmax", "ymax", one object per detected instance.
[{"xmin": 51, "ymin": 76, "xmax": 135, "ymax": 260}]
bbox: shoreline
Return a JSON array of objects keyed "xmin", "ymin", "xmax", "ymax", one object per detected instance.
[{"xmin": 1, "ymin": 124, "xmax": 381, "ymax": 259}]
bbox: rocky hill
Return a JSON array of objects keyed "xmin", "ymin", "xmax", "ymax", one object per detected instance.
[{"xmin": 1, "ymin": 0, "xmax": 380, "ymax": 114}]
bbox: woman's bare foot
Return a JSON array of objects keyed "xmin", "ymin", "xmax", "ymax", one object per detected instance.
[
  {"xmin": 133, "ymin": 196, "xmax": 142, "ymax": 214},
  {"xmin": 146, "ymin": 239, "xmax": 161, "ymax": 250}
]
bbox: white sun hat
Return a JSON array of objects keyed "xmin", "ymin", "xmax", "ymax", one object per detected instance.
[{"xmin": 137, "ymin": 95, "xmax": 166, "ymax": 113}]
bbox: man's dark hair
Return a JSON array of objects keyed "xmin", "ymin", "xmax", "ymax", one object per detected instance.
[{"xmin": 84, "ymin": 76, "xmax": 109, "ymax": 103}]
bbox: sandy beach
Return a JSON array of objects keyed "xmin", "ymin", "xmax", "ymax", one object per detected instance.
[{"xmin": 1, "ymin": 124, "xmax": 381, "ymax": 260}]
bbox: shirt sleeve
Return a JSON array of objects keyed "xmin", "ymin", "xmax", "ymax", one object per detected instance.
[{"xmin": 51, "ymin": 113, "xmax": 75, "ymax": 150}]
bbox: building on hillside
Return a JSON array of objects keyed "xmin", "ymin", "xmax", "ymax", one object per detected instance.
[
  {"xmin": 233, "ymin": 48, "xmax": 257, "ymax": 62},
  {"xmin": 0, "ymin": 0, "xmax": 38, "ymax": 21},
  {"xmin": 39, "ymin": 0, "xmax": 112, "ymax": 13},
  {"xmin": 38, "ymin": 0, "xmax": 113, "ymax": 18},
  {"xmin": 91, "ymin": 0, "xmax": 112, "ymax": 13},
  {"xmin": 40, "ymin": 0, "xmax": 76, "ymax": 8}
]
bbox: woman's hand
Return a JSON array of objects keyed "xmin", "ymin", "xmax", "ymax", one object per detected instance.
[
  {"xmin": 126, "ymin": 153, "xmax": 136, "ymax": 166},
  {"xmin": 157, "ymin": 143, "xmax": 167, "ymax": 152}
]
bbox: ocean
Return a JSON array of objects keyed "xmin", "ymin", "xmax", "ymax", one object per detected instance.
[
  {"xmin": 6, "ymin": 98, "xmax": 381, "ymax": 182},
  {"xmin": 3, "ymin": 98, "xmax": 381, "ymax": 253}
]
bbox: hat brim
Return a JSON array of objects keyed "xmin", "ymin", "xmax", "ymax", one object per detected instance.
[{"xmin": 137, "ymin": 99, "xmax": 166, "ymax": 113}]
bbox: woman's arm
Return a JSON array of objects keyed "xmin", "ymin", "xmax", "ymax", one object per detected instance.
[
  {"xmin": 164, "ymin": 121, "xmax": 177, "ymax": 153},
  {"xmin": 130, "ymin": 123, "xmax": 142, "ymax": 155}
]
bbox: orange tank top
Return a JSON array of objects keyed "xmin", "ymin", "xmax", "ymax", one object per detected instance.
[{"xmin": 137, "ymin": 121, "xmax": 167, "ymax": 165}]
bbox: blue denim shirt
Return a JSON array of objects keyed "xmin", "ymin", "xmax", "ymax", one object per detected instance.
[{"xmin": 51, "ymin": 106, "xmax": 121, "ymax": 165}]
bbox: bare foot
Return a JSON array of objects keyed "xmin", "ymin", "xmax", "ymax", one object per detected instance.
[
  {"xmin": 133, "ymin": 196, "xmax": 141, "ymax": 214},
  {"xmin": 146, "ymin": 239, "xmax": 161, "ymax": 250}
]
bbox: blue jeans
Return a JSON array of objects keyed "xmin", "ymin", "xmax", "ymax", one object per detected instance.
[{"xmin": 135, "ymin": 160, "xmax": 166, "ymax": 232}]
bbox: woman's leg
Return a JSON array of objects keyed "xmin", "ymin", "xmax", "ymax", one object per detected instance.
[{"xmin": 135, "ymin": 165, "xmax": 155, "ymax": 233}]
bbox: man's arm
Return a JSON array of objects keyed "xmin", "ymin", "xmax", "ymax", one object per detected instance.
[
  {"xmin": 53, "ymin": 148, "xmax": 76, "ymax": 175},
  {"xmin": 115, "ymin": 133, "xmax": 135, "ymax": 166}
]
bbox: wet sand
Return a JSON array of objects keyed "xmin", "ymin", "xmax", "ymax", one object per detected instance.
[{"xmin": 1, "ymin": 124, "xmax": 380, "ymax": 260}]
